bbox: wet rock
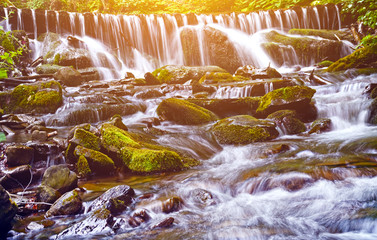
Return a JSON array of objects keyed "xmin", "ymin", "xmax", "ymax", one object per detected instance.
[
  {"xmin": 156, "ymin": 98, "xmax": 218, "ymax": 125},
  {"xmin": 76, "ymin": 155, "xmax": 92, "ymax": 178},
  {"xmin": 74, "ymin": 146, "xmax": 115, "ymax": 175},
  {"xmin": 211, "ymin": 115, "xmax": 279, "ymax": 145},
  {"xmin": 152, "ymin": 217, "xmax": 175, "ymax": 229},
  {"xmin": 41, "ymin": 165, "xmax": 78, "ymax": 194},
  {"xmin": 107, "ymin": 114, "xmax": 128, "ymax": 131},
  {"xmin": 53, "ymin": 67, "xmax": 84, "ymax": 87},
  {"xmin": 89, "ymin": 185, "xmax": 135, "ymax": 215},
  {"xmin": 46, "ymin": 189, "xmax": 83, "ymax": 217},
  {"xmin": 36, "ymin": 184, "xmax": 62, "ymax": 206},
  {"xmin": 36, "ymin": 64, "xmax": 63, "ymax": 74},
  {"xmin": 135, "ymin": 89, "xmax": 164, "ymax": 99},
  {"xmin": 152, "ymin": 65, "xmax": 228, "ymax": 84},
  {"xmin": 192, "ymin": 81, "xmax": 216, "ymax": 94},
  {"xmin": 188, "ymin": 97, "xmax": 261, "ymax": 118},
  {"xmin": 31, "ymin": 130, "xmax": 48, "ymax": 141},
  {"xmin": 0, "ymin": 165, "xmax": 32, "ymax": 190},
  {"xmin": 191, "ymin": 188, "xmax": 216, "ymax": 206},
  {"xmin": 256, "ymin": 85, "xmax": 317, "ymax": 122},
  {"xmin": 162, "ymin": 196, "xmax": 183, "ymax": 213},
  {"xmin": 308, "ymin": 118, "xmax": 332, "ymax": 134},
  {"xmin": 263, "ymin": 30, "xmax": 345, "ymax": 66},
  {"xmin": 0, "ymin": 80, "xmax": 63, "ymax": 114},
  {"xmin": 198, "ymin": 72, "xmax": 247, "ymax": 84},
  {"xmin": 316, "ymin": 60, "xmax": 334, "ymax": 68},
  {"xmin": 121, "ymin": 147, "xmax": 185, "ymax": 174},
  {"xmin": 267, "ymin": 110, "xmax": 306, "ymax": 135},
  {"xmin": 235, "ymin": 65, "xmax": 282, "ymax": 79},
  {"xmin": 0, "ymin": 185, "xmax": 18, "ymax": 236},
  {"xmin": 5, "ymin": 145, "xmax": 34, "ymax": 167},
  {"xmin": 144, "ymin": 72, "xmax": 160, "ymax": 85},
  {"xmin": 65, "ymin": 128, "xmax": 101, "ymax": 163},
  {"xmin": 180, "ymin": 26, "xmax": 242, "ymax": 73},
  {"xmin": 367, "ymin": 98, "xmax": 377, "ymax": 125},
  {"xmin": 263, "ymin": 144, "xmax": 290, "ymax": 156},
  {"xmin": 288, "ymin": 28, "xmax": 355, "ymax": 42},
  {"xmin": 124, "ymin": 72, "xmax": 135, "ymax": 79},
  {"xmin": 327, "ymin": 45, "xmax": 377, "ymax": 72}
]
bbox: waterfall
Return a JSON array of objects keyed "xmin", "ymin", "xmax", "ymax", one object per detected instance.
[{"xmin": 1, "ymin": 5, "xmax": 344, "ymax": 74}]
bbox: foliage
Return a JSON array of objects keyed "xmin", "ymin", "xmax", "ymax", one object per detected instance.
[{"xmin": 341, "ymin": 0, "xmax": 377, "ymax": 29}]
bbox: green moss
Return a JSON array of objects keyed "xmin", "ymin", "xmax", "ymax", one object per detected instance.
[
  {"xmin": 1, "ymin": 37, "xmax": 15, "ymax": 52},
  {"xmin": 211, "ymin": 115, "xmax": 278, "ymax": 145},
  {"xmin": 62, "ymin": 189, "xmax": 79, "ymax": 205},
  {"xmin": 327, "ymin": 46, "xmax": 377, "ymax": 72},
  {"xmin": 120, "ymin": 147, "xmax": 184, "ymax": 173},
  {"xmin": 317, "ymin": 60, "xmax": 334, "ymax": 67},
  {"xmin": 152, "ymin": 68, "xmax": 171, "ymax": 84},
  {"xmin": 92, "ymin": 208, "xmax": 111, "ymax": 220},
  {"xmin": 36, "ymin": 64, "xmax": 63, "ymax": 74},
  {"xmin": 256, "ymin": 86, "xmax": 316, "ymax": 113},
  {"xmin": 53, "ymin": 53, "xmax": 61, "ymax": 65},
  {"xmin": 74, "ymin": 145, "xmax": 115, "ymax": 174},
  {"xmin": 156, "ymin": 98, "xmax": 218, "ymax": 125},
  {"xmin": 77, "ymin": 155, "xmax": 92, "ymax": 177},
  {"xmin": 100, "ymin": 123, "xmax": 140, "ymax": 152},
  {"xmin": 73, "ymin": 129, "xmax": 101, "ymax": 151}
]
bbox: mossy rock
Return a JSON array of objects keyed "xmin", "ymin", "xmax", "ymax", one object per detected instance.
[
  {"xmin": 77, "ymin": 155, "xmax": 92, "ymax": 178},
  {"xmin": 263, "ymin": 30, "xmax": 345, "ymax": 65},
  {"xmin": 198, "ymin": 72, "xmax": 248, "ymax": 83},
  {"xmin": 156, "ymin": 98, "xmax": 218, "ymax": 125},
  {"xmin": 0, "ymin": 80, "xmax": 63, "ymax": 114},
  {"xmin": 188, "ymin": 97, "xmax": 261, "ymax": 118},
  {"xmin": 46, "ymin": 189, "xmax": 82, "ymax": 217},
  {"xmin": 327, "ymin": 46, "xmax": 377, "ymax": 72},
  {"xmin": 235, "ymin": 65, "xmax": 282, "ymax": 79},
  {"xmin": 288, "ymin": 29, "xmax": 354, "ymax": 43},
  {"xmin": 152, "ymin": 65, "xmax": 228, "ymax": 84},
  {"xmin": 308, "ymin": 118, "xmax": 332, "ymax": 134},
  {"xmin": 36, "ymin": 64, "xmax": 64, "ymax": 74},
  {"xmin": 100, "ymin": 123, "xmax": 140, "ymax": 153},
  {"xmin": 256, "ymin": 85, "xmax": 316, "ymax": 121},
  {"xmin": 74, "ymin": 146, "xmax": 115, "ymax": 175},
  {"xmin": 41, "ymin": 165, "xmax": 78, "ymax": 194},
  {"xmin": 317, "ymin": 60, "xmax": 334, "ymax": 68},
  {"xmin": 120, "ymin": 147, "xmax": 184, "ymax": 173},
  {"xmin": 267, "ymin": 110, "xmax": 306, "ymax": 135},
  {"xmin": 210, "ymin": 115, "xmax": 279, "ymax": 145},
  {"xmin": 0, "ymin": 185, "xmax": 18, "ymax": 236},
  {"xmin": 65, "ymin": 128, "xmax": 101, "ymax": 163}
]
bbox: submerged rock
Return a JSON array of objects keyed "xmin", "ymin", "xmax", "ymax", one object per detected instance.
[
  {"xmin": 0, "ymin": 185, "xmax": 18, "ymax": 236},
  {"xmin": 0, "ymin": 80, "xmax": 63, "ymax": 114},
  {"xmin": 152, "ymin": 65, "xmax": 228, "ymax": 84},
  {"xmin": 156, "ymin": 98, "xmax": 218, "ymax": 125},
  {"xmin": 211, "ymin": 115, "xmax": 279, "ymax": 145},
  {"xmin": 5, "ymin": 145, "xmax": 34, "ymax": 167},
  {"xmin": 46, "ymin": 189, "xmax": 83, "ymax": 217},
  {"xmin": 256, "ymin": 85, "xmax": 317, "ymax": 122},
  {"xmin": 267, "ymin": 110, "xmax": 306, "ymax": 135}
]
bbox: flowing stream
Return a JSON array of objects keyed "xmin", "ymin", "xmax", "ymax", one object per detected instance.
[{"xmin": 1, "ymin": 5, "xmax": 377, "ymax": 240}]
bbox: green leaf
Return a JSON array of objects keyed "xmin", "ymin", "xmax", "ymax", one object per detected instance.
[
  {"xmin": 0, "ymin": 69, "xmax": 7, "ymax": 79},
  {"xmin": 0, "ymin": 132, "xmax": 6, "ymax": 142}
]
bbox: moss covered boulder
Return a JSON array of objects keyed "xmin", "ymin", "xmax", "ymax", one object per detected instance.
[
  {"xmin": 157, "ymin": 98, "xmax": 218, "ymax": 125},
  {"xmin": 0, "ymin": 80, "xmax": 63, "ymax": 114},
  {"xmin": 180, "ymin": 26, "xmax": 242, "ymax": 73},
  {"xmin": 211, "ymin": 115, "xmax": 279, "ymax": 145},
  {"xmin": 188, "ymin": 97, "xmax": 261, "ymax": 118},
  {"xmin": 120, "ymin": 147, "xmax": 185, "ymax": 174},
  {"xmin": 100, "ymin": 123, "xmax": 140, "ymax": 153},
  {"xmin": 263, "ymin": 30, "xmax": 345, "ymax": 66},
  {"xmin": 74, "ymin": 146, "xmax": 115, "ymax": 175},
  {"xmin": 267, "ymin": 110, "xmax": 306, "ymax": 135},
  {"xmin": 288, "ymin": 29, "xmax": 354, "ymax": 43},
  {"xmin": 256, "ymin": 85, "xmax": 317, "ymax": 122},
  {"xmin": 152, "ymin": 65, "xmax": 228, "ymax": 84},
  {"xmin": 46, "ymin": 189, "xmax": 83, "ymax": 217},
  {"xmin": 327, "ymin": 46, "xmax": 377, "ymax": 72},
  {"xmin": 41, "ymin": 165, "xmax": 78, "ymax": 195},
  {"xmin": 65, "ymin": 128, "xmax": 101, "ymax": 163},
  {"xmin": 0, "ymin": 185, "xmax": 18, "ymax": 236}
]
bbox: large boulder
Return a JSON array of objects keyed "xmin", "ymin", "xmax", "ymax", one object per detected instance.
[
  {"xmin": 5, "ymin": 145, "xmax": 34, "ymax": 167},
  {"xmin": 262, "ymin": 30, "xmax": 345, "ymax": 66},
  {"xmin": 0, "ymin": 185, "xmax": 18, "ymax": 236},
  {"xmin": 53, "ymin": 67, "xmax": 84, "ymax": 87},
  {"xmin": 210, "ymin": 115, "xmax": 279, "ymax": 145},
  {"xmin": 0, "ymin": 80, "xmax": 63, "ymax": 114},
  {"xmin": 327, "ymin": 45, "xmax": 377, "ymax": 72},
  {"xmin": 256, "ymin": 85, "xmax": 317, "ymax": 122},
  {"xmin": 100, "ymin": 123, "xmax": 140, "ymax": 154},
  {"xmin": 41, "ymin": 165, "xmax": 78, "ymax": 195},
  {"xmin": 180, "ymin": 26, "xmax": 242, "ymax": 73},
  {"xmin": 267, "ymin": 110, "xmax": 306, "ymax": 135},
  {"xmin": 152, "ymin": 65, "xmax": 228, "ymax": 84},
  {"xmin": 288, "ymin": 29, "xmax": 355, "ymax": 43},
  {"xmin": 188, "ymin": 97, "xmax": 261, "ymax": 118},
  {"xmin": 156, "ymin": 98, "xmax": 218, "ymax": 125},
  {"xmin": 46, "ymin": 189, "xmax": 83, "ymax": 217},
  {"xmin": 36, "ymin": 64, "xmax": 64, "ymax": 74}
]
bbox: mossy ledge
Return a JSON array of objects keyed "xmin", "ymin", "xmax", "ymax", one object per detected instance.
[
  {"xmin": 156, "ymin": 98, "xmax": 218, "ymax": 125},
  {"xmin": 327, "ymin": 46, "xmax": 377, "ymax": 72}
]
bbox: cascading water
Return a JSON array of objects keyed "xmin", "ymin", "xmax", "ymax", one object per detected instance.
[{"xmin": 1, "ymin": 4, "xmax": 345, "ymax": 74}]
